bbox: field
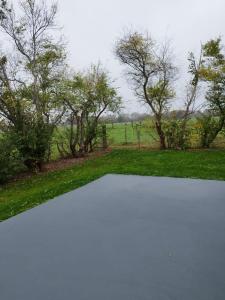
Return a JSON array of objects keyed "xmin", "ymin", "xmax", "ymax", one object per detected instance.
[
  {"xmin": 1, "ymin": 148, "xmax": 225, "ymax": 222},
  {"xmin": 1, "ymin": 121, "xmax": 225, "ymax": 223},
  {"xmin": 50, "ymin": 122, "xmax": 158, "ymax": 160},
  {"xmin": 106, "ymin": 121, "xmax": 225, "ymax": 148},
  {"xmin": 106, "ymin": 122, "xmax": 157, "ymax": 147},
  {"xmin": 50, "ymin": 121, "xmax": 225, "ymax": 161}
]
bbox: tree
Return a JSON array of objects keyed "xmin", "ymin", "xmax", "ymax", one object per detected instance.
[
  {"xmin": 198, "ymin": 38, "xmax": 225, "ymax": 147},
  {"xmin": 164, "ymin": 49, "xmax": 203, "ymax": 149},
  {"xmin": 0, "ymin": 0, "xmax": 66, "ymax": 170},
  {"xmin": 179, "ymin": 50, "xmax": 203, "ymax": 145},
  {"xmin": 115, "ymin": 30, "xmax": 176, "ymax": 149},
  {"xmin": 0, "ymin": 131, "xmax": 23, "ymax": 184},
  {"xmin": 57, "ymin": 65, "xmax": 121, "ymax": 157}
]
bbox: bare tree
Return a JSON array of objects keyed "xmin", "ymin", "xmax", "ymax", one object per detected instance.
[
  {"xmin": 167, "ymin": 49, "xmax": 204, "ymax": 149},
  {"xmin": 182, "ymin": 50, "xmax": 203, "ymax": 129}
]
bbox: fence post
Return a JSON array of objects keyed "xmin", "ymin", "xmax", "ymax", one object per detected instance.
[
  {"xmin": 124, "ymin": 123, "xmax": 128, "ymax": 145},
  {"xmin": 102, "ymin": 124, "xmax": 108, "ymax": 150},
  {"xmin": 136, "ymin": 125, "xmax": 141, "ymax": 149}
]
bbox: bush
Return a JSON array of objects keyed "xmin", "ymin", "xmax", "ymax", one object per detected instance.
[
  {"xmin": 163, "ymin": 119, "xmax": 190, "ymax": 149},
  {"xmin": 0, "ymin": 134, "xmax": 23, "ymax": 184},
  {"xmin": 11, "ymin": 117, "xmax": 54, "ymax": 171},
  {"xmin": 196, "ymin": 114, "xmax": 224, "ymax": 148}
]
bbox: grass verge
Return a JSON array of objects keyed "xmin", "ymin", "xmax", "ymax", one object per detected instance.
[{"xmin": 0, "ymin": 149, "xmax": 225, "ymax": 221}]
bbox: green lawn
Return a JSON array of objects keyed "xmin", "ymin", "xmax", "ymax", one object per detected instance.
[{"xmin": 0, "ymin": 149, "xmax": 225, "ymax": 222}]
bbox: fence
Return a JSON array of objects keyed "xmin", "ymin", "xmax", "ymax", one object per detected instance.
[
  {"xmin": 50, "ymin": 122, "xmax": 225, "ymax": 160},
  {"xmin": 106, "ymin": 122, "xmax": 158, "ymax": 148}
]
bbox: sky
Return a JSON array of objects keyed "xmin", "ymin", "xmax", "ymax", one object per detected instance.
[{"xmin": 12, "ymin": 0, "xmax": 225, "ymax": 113}]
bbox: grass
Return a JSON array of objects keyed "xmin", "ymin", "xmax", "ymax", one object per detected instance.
[
  {"xmin": 51, "ymin": 121, "xmax": 225, "ymax": 160},
  {"xmin": 106, "ymin": 122, "xmax": 225, "ymax": 148},
  {"xmin": 106, "ymin": 122, "xmax": 157, "ymax": 146},
  {"xmin": 0, "ymin": 148, "xmax": 225, "ymax": 222},
  {"xmin": 50, "ymin": 122, "xmax": 158, "ymax": 160}
]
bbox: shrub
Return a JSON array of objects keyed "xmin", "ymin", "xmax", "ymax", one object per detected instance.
[
  {"xmin": 11, "ymin": 117, "xmax": 54, "ymax": 171},
  {"xmin": 0, "ymin": 134, "xmax": 23, "ymax": 184},
  {"xmin": 163, "ymin": 119, "xmax": 190, "ymax": 150},
  {"xmin": 196, "ymin": 113, "xmax": 224, "ymax": 148}
]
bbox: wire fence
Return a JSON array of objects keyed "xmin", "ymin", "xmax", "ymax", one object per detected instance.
[
  {"xmin": 50, "ymin": 122, "xmax": 225, "ymax": 160},
  {"xmin": 106, "ymin": 122, "xmax": 158, "ymax": 148}
]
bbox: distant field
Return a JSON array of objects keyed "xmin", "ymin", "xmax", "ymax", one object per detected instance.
[
  {"xmin": 50, "ymin": 122, "xmax": 158, "ymax": 160},
  {"xmin": 107, "ymin": 121, "xmax": 225, "ymax": 149},
  {"xmin": 51, "ymin": 121, "xmax": 225, "ymax": 160},
  {"xmin": 106, "ymin": 122, "xmax": 158, "ymax": 146}
]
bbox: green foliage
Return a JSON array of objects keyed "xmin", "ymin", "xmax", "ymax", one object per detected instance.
[
  {"xmin": 115, "ymin": 30, "xmax": 176, "ymax": 149},
  {"xmin": 58, "ymin": 65, "xmax": 121, "ymax": 157},
  {"xmin": 206, "ymin": 78, "xmax": 225, "ymax": 113},
  {"xmin": 202, "ymin": 38, "xmax": 224, "ymax": 61},
  {"xmin": 197, "ymin": 38, "xmax": 225, "ymax": 145},
  {"xmin": 147, "ymin": 80, "xmax": 175, "ymax": 103},
  {"xmin": 0, "ymin": 0, "xmax": 65, "ymax": 170},
  {"xmin": 163, "ymin": 119, "xmax": 190, "ymax": 149},
  {"xmin": 196, "ymin": 113, "xmax": 225, "ymax": 148},
  {"xmin": 1, "ymin": 6, "xmax": 225, "ymax": 191},
  {"xmin": 188, "ymin": 52, "xmax": 201, "ymax": 86},
  {"xmin": 200, "ymin": 38, "xmax": 225, "ymax": 82},
  {"xmin": 11, "ymin": 117, "xmax": 54, "ymax": 170},
  {"xmin": 0, "ymin": 134, "xmax": 23, "ymax": 184}
]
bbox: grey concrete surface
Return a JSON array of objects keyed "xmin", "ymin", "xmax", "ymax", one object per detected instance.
[{"xmin": 1, "ymin": 174, "xmax": 225, "ymax": 300}]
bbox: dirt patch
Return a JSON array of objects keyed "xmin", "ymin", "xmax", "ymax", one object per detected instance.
[
  {"xmin": 43, "ymin": 149, "xmax": 111, "ymax": 172},
  {"xmin": 10, "ymin": 149, "xmax": 111, "ymax": 183}
]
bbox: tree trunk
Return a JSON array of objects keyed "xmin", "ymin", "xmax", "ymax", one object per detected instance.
[
  {"xmin": 202, "ymin": 115, "xmax": 225, "ymax": 148},
  {"xmin": 155, "ymin": 120, "xmax": 166, "ymax": 149},
  {"xmin": 37, "ymin": 161, "xmax": 44, "ymax": 172},
  {"xmin": 102, "ymin": 124, "xmax": 108, "ymax": 150}
]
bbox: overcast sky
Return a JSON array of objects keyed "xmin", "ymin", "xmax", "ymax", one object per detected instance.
[
  {"xmin": 56, "ymin": 0, "xmax": 225, "ymax": 113},
  {"xmin": 14, "ymin": 0, "xmax": 225, "ymax": 113}
]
